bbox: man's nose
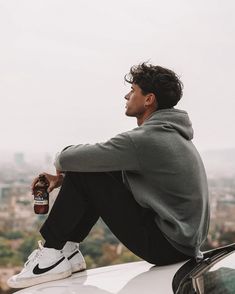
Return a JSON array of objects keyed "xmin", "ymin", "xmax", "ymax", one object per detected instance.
[{"xmin": 124, "ymin": 92, "xmax": 130, "ymax": 100}]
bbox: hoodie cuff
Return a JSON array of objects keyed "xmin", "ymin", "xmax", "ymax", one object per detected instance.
[
  {"xmin": 54, "ymin": 146, "xmax": 73, "ymax": 171},
  {"xmin": 54, "ymin": 152, "xmax": 63, "ymax": 171}
]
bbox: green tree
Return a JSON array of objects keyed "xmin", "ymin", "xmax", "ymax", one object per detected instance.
[
  {"xmin": 18, "ymin": 236, "xmax": 38, "ymax": 262},
  {"xmin": 2, "ymin": 231, "xmax": 23, "ymax": 240},
  {"xmin": 0, "ymin": 237, "xmax": 21, "ymax": 266}
]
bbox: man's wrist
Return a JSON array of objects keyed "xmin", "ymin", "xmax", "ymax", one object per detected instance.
[{"xmin": 56, "ymin": 170, "xmax": 65, "ymax": 176}]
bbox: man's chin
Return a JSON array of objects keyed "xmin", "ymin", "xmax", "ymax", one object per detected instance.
[{"xmin": 125, "ymin": 110, "xmax": 134, "ymax": 117}]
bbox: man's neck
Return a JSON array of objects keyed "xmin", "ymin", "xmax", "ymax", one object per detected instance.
[{"xmin": 137, "ymin": 110, "xmax": 156, "ymax": 126}]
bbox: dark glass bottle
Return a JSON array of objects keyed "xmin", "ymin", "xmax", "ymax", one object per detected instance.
[{"xmin": 33, "ymin": 174, "xmax": 49, "ymax": 214}]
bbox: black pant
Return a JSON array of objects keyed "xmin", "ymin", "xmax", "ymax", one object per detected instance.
[{"xmin": 40, "ymin": 171, "xmax": 190, "ymax": 265}]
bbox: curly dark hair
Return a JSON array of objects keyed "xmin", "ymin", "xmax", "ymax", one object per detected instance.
[{"xmin": 124, "ymin": 63, "xmax": 183, "ymax": 109}]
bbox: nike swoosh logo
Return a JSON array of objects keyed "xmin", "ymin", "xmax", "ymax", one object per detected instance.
[
  {"xmin": 68, "ymin": 250, "xmax": 79, "ymax": 260},
  {"xmin": 33, "ymin": 257, "xmax": 65, "ymax": 275}
]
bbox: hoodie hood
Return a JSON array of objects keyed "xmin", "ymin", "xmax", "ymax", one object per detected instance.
[{"xmin": 143, "ymin": 108, "xmax": 194, "ymax": 140}]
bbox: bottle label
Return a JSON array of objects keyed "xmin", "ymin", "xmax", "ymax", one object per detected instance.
[
  {"xmin": 34, "ymin": 199, "xmax": 48, "ymax": 205},
  {"xmin": 34, "ymin": 191, "xmax": 49, "ymax": 206}
]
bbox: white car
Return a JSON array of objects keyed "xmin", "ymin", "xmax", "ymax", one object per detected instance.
[{"xmin": 14, "ymin": 243, "xmax": 235, "ymax": 294}]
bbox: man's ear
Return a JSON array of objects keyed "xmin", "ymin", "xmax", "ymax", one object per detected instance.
[{"xmin": 145, "ymin": 93, "xmax": 157, "ymax": 107}]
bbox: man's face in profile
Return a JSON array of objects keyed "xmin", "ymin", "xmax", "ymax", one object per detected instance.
[{"xmin": 124, "ymin": 83, "xmax": 147, "ymax": 118}]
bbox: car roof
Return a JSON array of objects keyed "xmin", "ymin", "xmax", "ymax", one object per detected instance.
[{"xmin": 15, "ymin": 260, "xmax": 185, "ymax": 294}]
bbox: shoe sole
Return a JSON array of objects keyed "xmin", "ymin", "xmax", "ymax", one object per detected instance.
[
  {"xmin": 72, "ymin": 263, "xmax": 86, "ymax": 273},
  {"xmin": 8, "ymin": 269, "xmax": 72, "ymax": 289}
]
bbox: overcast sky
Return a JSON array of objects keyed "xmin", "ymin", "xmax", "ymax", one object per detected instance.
[{"xmin": 0, "ymin": 0, "xmax": 235, "ymax": 159}]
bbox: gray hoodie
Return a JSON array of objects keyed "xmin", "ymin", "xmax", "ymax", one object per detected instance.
[{"xmin": 55, "ymin": 108, "xmax": 210, "ymax": 258}]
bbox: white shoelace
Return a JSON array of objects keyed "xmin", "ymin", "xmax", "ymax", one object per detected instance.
[{"xmin": 24, "ymin": 240, "xmax": 44, "ymax": 267}]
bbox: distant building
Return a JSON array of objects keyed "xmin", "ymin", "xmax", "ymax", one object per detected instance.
[{"xmin": 0, "ymin": 183, "xmax": 11, "ymax": 204}]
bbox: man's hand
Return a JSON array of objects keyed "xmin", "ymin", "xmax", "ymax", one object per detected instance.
[{"xmin": 31, "ymin": 173, "xmax": 64, "ymax": 193}]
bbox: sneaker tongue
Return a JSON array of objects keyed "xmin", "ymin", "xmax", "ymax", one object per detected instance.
[{"xmin": 38, "ymin": 240, "xmax": 44, "ymax": 250}]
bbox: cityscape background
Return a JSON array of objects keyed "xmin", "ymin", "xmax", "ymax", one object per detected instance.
[{"xmin": 0, "ymin": 150, "xmax": 235, "ymax": 293}]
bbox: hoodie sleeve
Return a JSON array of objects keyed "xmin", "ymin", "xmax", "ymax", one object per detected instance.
[{"xmin": 54, "ymin": 132, "xmax": 140, "ymax": 172}]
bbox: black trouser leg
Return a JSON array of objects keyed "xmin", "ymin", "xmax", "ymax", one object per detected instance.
[
  {"xmin": 40, "ymin": 171, "xmax": 190, "ymax": 265},
  {"xmin": 40, "ymin": 172, "xmax": 99, "ymax": 250}
]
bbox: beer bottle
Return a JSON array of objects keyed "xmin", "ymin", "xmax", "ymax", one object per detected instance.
[{"xmin": 33, "ymin": 174, "xmax": 49, "ymax": 214}]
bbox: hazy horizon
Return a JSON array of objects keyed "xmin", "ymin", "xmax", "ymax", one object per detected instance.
[
  {"xmin": 1, "ymin": 0, "xmax": 235, "ymax": 155},
  {"xmin": 1, "ymin": 146, "xmax": 235, "ymax": 165}
]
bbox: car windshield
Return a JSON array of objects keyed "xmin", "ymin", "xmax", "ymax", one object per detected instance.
[
  {"xmin": 199, "ymin": 252, "xmax": 235, "ymax": 293},
  {"xmin": 173, "ymin": 244, "xmax": 235, "ymax": 294}
]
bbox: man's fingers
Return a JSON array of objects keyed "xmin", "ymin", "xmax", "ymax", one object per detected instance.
[
  {"xmin": 31, "ymin": 177, "xmax": 39, "ymax": 192},
  {"xmin": 31, "ymin": 172, "xmax": 49, "ymax": 192},
  {"xmin": 40, "ymin": 172, "xmax": 50, "ymax": 184},
  {"xmin": 47, "ymin": 183, "xmax": 55, "ymax": 193},
  {"xmin": 32, "ymin": 173, "xmax": 59, "ymax": 193}
]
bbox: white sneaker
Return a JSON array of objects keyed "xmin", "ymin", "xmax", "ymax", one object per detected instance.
[
  {"xmin": 7, "ymin": 240, "xmax": 72, "ymax": 288},
  {"xmin": 63, "ymin": 242, "xmax": 86, "ymax": 273}
]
